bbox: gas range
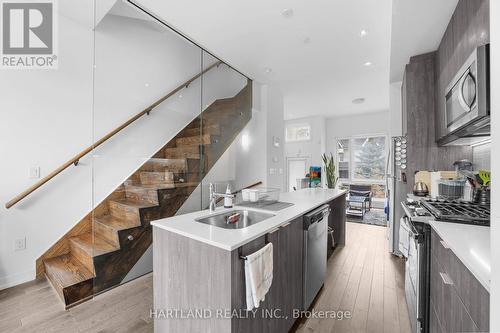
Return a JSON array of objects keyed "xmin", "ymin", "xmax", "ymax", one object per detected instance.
[{"xmin": 420, "ymin": 199, "xmax": 490, "ymax": 226}]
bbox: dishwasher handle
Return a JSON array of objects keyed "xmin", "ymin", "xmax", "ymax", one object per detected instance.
[{"xmin": 303, "ymin": 205, "xmax": 331, "ymax": 230}]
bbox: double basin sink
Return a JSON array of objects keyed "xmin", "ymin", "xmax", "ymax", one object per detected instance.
[{"xmin": 195, "ymin": 209, "xmax": 275, "ymax": 229}]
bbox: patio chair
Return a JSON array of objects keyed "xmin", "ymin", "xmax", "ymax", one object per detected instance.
[{"xmin": 346, "ymin": 184, "xmax": 373, "ymax": 217}]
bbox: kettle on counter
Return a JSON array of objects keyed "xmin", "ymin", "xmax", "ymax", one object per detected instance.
[{"xmin": 413, "ymin": 182, "xmax": 429, "ymax": 197}]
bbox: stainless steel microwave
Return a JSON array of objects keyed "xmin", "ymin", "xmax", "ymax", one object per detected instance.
[{"xmin": 440, "ymin": 44, "xmax": 490, "ymax": 146}]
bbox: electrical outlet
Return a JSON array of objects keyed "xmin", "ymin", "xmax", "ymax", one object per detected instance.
[
  {"xmin": 29, "ymin": 166, "xmax": 40, "ymax": 179},
  {"xmin": 14, "ymin": 237, "xmax": 26, "ymax": 251},
  {"xmin": 279, "ymin": 168, "xmax": 283, "ymax": 175}
]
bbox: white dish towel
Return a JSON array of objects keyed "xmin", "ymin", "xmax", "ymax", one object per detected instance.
[{"xmin": 244, "ymin": 242, "xmax": 273, "ymax": 311}]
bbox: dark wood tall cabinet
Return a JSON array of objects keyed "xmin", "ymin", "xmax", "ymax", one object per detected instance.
[{"xmin": 401, "ymin": 53, "xmax": 472, "ymax": 194}]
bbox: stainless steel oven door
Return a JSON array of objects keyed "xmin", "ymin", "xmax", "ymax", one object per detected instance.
[{"xmin": 405, "ymin": 222, "xmax": 423, "ymax": 333}]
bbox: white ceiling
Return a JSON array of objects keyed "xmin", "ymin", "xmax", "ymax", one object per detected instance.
[
  {"xmin": 129, "ymin": 0, "xmax": 458, "ymax": 120},
  {"xmin": 390, "ymin": 0, "xmax": 459, "ymax": 83},
  {"xmin": 132, "ymin": 0, "xmax": 393, "ymax": 120}
]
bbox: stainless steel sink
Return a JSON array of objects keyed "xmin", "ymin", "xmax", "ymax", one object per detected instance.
[{"xmin": 195, "ymin": 210, "xmax": 275, "ymax": 229}]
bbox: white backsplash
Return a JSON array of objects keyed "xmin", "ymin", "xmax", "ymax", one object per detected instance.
[{"xmin": 472, "ymin": 142, "xmax": 491, "ymax": 171}]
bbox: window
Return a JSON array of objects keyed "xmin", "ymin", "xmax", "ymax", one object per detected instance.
[
  {"xmin": 336, "ymin": 135, "xmax": 387, "ymax": 183},
  {"xmin": 352, "ymin": 136, "xmax": 386, "ymax": 181},
  {"xmin": 337, "ymin": 139, "xmax": 350, "ymax": 180},
  {"xmin": 285, "ymin": 124, "xmax": 311, "ymax": 142}
]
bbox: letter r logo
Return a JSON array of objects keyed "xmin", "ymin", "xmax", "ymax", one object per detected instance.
[{"xmin": 2, "ymin": 1, "xmax": 53, "ymax": 54}]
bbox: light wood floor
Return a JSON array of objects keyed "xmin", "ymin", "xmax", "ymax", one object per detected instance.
[
  {"xmin": 0, "ymin": 272, "xmax": 153, "ymax": 332},
  {"xmin": 0, "ymin": 222, "xmax": 410, "ymax": 333},
  {"xmin": 294, "ymin": 222, "xmax": 411, "ymax": 333}
]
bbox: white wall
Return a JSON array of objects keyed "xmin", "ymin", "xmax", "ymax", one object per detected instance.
[
  {"xmin": 490, "ymin": 0, "xmax": 499, "ymax": 329},
  {"xmin": 233, "ymin": 82, "xmax": 285, "ymax": 192},
  {"xmin": 265, "ymin": 85, "xmax": 286, "ymax": 191},
  {"xmin": 325, "ymin": 110, "xmax": 391, "ymax": 155},
  {"xmin": 389, "ymin": 81, "xmax": 403, "ymax": 137},
  {"xmin": 0, "ymin": 8, "xmax": 245, "ymax": 289},
  {"xmin": 285, "ymin": 116, "xmax": 326, "ymax": 167},
  {"xmin": 0, "ymin": 10, "xmax": 94, "ymax": 289}
]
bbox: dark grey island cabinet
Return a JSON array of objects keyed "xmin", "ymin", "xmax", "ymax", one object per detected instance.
[
  {"xmin": 152, "ymin": 195, "xmax": 346, "ymax": 333},
  {"xmin": 231, "ymin": 216, "xmax": 303, "ymax": 333},
  {"xmin": 429, "ymin": 229, "xmax": 489, "ymax": 332}
]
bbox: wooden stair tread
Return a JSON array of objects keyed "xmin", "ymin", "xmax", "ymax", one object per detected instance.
[
  {"xmin": 126, "ymin": 183, "xmax": 189, "ymax": 190},
  {"xmin": 94, "ymin": 214, "xmax": 138, "ymax": 231},
  {"xmin": 69, "ymin": 232, "xmax": 119, "ymax": 257},
  {"xmin": 171, "ymin": 182, "xmax": 199, "ymax": 188},
  {"xmin": 176, "ymin": 134, "xmax": 211, "ymax": 146},
  {"xmin": 183, "ymin": 124, "xmax": 220, "ymax": 137},
  {"xmin": 142, "ymin": 158, "xmax": 187, "ymax": 172},
  {"xmin": 44, "ymin": 254, "xmax": 93, "ymax": 288},
  {"xmin": 164, "ymin": 146, "xmax": 201, "ymax": 159},
  {"xmin": 109, "ymin": 198, "xmax": 158, "ymax": 209}
]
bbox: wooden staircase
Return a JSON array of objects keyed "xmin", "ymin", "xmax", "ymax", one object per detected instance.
[{"xmin": 37, "ymin": 82, "xmax": 252, "ymax": 308}]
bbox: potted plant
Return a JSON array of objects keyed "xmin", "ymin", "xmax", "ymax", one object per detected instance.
[{"xmin": 322, "ymin": 153, "xmax": 338, "ymax": 189}]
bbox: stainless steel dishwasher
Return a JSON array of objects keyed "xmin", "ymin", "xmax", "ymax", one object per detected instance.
[{"xmin": 303, "ymin": 204, "xmax": 330, "ymax": 310}]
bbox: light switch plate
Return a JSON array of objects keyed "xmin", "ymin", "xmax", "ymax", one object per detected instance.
[
  {"xmin": 29, "ymin": 166, "xmax": 40, "ymax": 179},
  {"xmin": 14, "ymin": 237, "xmax": 26, "ymax": 251}
]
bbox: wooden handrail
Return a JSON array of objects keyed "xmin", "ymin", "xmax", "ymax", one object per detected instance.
[{"xmin": 5, "ymin": 61, "xmax": 222, "ymax": 209}]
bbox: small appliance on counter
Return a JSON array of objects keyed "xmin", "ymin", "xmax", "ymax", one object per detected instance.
[
  {"xmin": 453, "ymin": 159, "xmax": 473, "ymax": 173},
  {"xmin": 413, "ymin": 182, "xmax": 429, "ymax": 197},
  {"xmin": 438, "ymin": 179, "xmax": 466, "ymax": 200}
]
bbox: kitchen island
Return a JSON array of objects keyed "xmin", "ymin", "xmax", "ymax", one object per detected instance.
[{"xmin": 151, "ymin": 188, "xmax": 347, "ymax": 333}]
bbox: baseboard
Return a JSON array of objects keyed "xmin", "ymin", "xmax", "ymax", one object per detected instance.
[{"xmin": 0, "ymin": 269, "xmax": 36, "ymax": 290}]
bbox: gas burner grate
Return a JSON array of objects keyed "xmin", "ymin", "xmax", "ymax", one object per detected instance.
[{"xmin": 421, "ymin": 200, "xmax": 490, "ymax": 226}]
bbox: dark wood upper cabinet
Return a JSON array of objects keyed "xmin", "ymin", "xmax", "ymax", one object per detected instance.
[{"xmin": 435, "ymin": 0, "xmax": 490, "ymax": 141}]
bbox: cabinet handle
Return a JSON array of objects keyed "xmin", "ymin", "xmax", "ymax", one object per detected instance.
[
  {"xmin": 281, "ymin": 222, "xmax": 291, "ymax": 228},
  {"xmin": 440, "ymin": 240, "xmax": 450, "ymax": 249},
  {"xmin": 439, "ymin": 272, "xmax": 454, "ymax": 285}
]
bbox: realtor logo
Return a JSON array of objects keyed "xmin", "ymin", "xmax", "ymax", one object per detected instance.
[{"xmin": 1, "ymin": 0, "xmax": 58, "ymax": 69}]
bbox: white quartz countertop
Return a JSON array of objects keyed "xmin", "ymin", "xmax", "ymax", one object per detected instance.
[
  {"xmin": 429, "ymin": 221, "xmax": 490, "ymax": 292},
  {"xmin": 151, "ymin": 188, "xmax": 346, "ymax": 251}
]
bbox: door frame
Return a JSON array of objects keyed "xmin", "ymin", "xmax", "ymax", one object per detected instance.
[{"xmin": 286, "ymin": 156, "xmax": 311, "ymax": 191}]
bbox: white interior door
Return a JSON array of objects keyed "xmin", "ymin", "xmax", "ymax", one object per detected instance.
[{"xmin": 287, "ymin": 158, "xmax": 309, "ymax": 192}]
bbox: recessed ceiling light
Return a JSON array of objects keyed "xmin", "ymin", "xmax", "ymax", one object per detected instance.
[
  {"xmin": 144, "ymin": 83, "xmax": 150, "ymax": 87},
  {"xmin": 282, "ymin": 8, "xmax": 294, "ymax": 18},
  {"xmin": 264, "ymin": 67, "xmax": 272, "ymax": 74},
  {"xmin": 178, "ymin": 94, "xmax": 183, "ymax": 99},
  {"xmin": 364, "ymin": 61, "xmax": 372, "ymax": 66},
  {"xmin": 359, "ymin": 29, "xmax": 368, "ymax": 37},
  {"xmin": 352, "ymin": 98, "xmax": 365, "ymax": 104}
]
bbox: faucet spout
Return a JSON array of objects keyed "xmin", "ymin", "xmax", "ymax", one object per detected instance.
[{"xmin": 209, "ymin": 183, "xmax": 235, "ymax": 212}]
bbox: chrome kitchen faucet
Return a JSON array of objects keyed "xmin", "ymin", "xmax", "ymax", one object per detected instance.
[{"xmin": 209, "ymin": 183, "xmax": 234, "ymax": 213}]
